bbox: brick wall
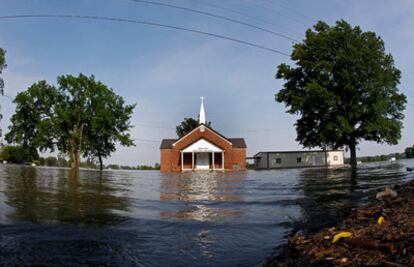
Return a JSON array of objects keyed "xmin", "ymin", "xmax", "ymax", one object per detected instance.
[
  {"xmin": 231, "ymin": 148, "xmax": 246, "ymax": 171},
  {"xmin": 160, "ymin": 126, "xmax": 246, "ymax": 172}
]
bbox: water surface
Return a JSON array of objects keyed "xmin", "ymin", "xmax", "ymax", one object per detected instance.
[{"xmin": 0, "ymin": 160, "xmax": 413, "ymax": 266}]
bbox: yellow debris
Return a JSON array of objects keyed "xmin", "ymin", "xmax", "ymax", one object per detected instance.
[
  {"xmin": 332, "ymin": 232, "xmax": 352, "ymax": 243},
  {"xmin": 378, "ymin": 216, "xmax": 385, "ymax": 224},
  {"xmin": 324, "ymin": 235, "xmax": 330, "ymax": 240}
]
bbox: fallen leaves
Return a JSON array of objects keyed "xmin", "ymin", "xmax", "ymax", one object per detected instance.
[
  {"xmin": 288, "ymin": 180, "xmax": 414, "ymax": 266},
  {"xmin": 332, "ymin": 232, "xmax": 352, "ymax": 243}
]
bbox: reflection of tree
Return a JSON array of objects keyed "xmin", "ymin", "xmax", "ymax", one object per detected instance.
[
  {"xmin": 159, "ymin": 172, "xmax": 245, "ymax": 222},
  {"xmin": 295, "ymin": 164, "xmax": 405, "ymax": 232},
  {"xmin": 3, "ymin": 166, "xmax": 130, "ymax": 225}
]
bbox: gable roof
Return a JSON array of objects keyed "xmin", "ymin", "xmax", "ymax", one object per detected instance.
[
  {"xmin": 160, "ymin": 139, "xmax": 177, "ymax": 149},
  {"xmin": 228, "ymin": 138, "xmax": 247, "ymax": 149},
  {"xmin": 173, "ymin": 124, "xmax": 232, "ymax": 147},
  {"xmin": 160, "ymin": 134, "xmax": 247, "ymax": 150}
]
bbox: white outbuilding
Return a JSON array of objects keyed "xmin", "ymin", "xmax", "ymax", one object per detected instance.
[{"xmin": 252, "ymin": 150, "xmax": 344, "ymax": 169}]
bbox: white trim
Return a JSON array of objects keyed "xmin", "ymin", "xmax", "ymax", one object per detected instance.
[
  {"xmin": 182, "ymin": 138, "xmax": 223, "ymax": 153},
  {"xmin": 173, "ymin": 125, "xmax": 232, "ymax": 147}
]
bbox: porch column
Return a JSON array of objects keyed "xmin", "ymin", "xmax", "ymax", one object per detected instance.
[
  {"xmin": 192, "ymin": 152, "xmax": 194, "ymax": 170},
  {"xmin": 181, "ymin": 152, "xmax": 184, "ymax": 171},
  {"xmin": 222, "ymin": 152, "xmax": 224, "ymax": 170},
  {"xmin": 212, "ymin": 152, "xmax": 215, "ymax": 171}
]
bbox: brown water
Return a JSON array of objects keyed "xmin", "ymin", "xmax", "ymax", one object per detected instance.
[{"xmin": 0, "ymin": 160, "xmax": 413, "ymax": 266}]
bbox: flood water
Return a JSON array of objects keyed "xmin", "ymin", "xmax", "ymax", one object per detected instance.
[{"xmin": 0, "ymin": 160, "xmax": 413, "ymax": 266}]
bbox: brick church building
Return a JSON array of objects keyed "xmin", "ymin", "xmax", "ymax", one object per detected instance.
[{"xmin": 160, "ymin": 98, "xmax": 246, "ymax": 172}]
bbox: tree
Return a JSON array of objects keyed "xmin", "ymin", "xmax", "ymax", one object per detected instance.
[
  {"xmin": 275, "ymin": 20, "xmax": 406, "ymax": 168},
  {"xmin": 176, "ymin": 117, "xmax": 211, "ymax": 138},
  {"xmin": 82, "ymin": 82, "xmax": 135, "ymax": 170},
  {"xmin": 0, "ymin": 48, "xmax": 7, "ymax": 138},
  {"xmin": 6, "ymin": 74, "xmax": 135, "ymax": 170},
  {"xmin": 405, "ymin": 146, "xmax": 414, "ymax": 159},
  {"xmin": 0, "ymin": 145, "xmax": 39, "ymax": 164}
]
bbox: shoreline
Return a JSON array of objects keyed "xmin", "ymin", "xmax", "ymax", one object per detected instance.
[{"xmin": 264, "ymin": 178, "xmax": 414, "ymax": 267}]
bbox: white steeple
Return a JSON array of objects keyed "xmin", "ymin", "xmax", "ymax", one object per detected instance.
[{"xmin": 199, "ymin": 96, "xmax": 206, "ymax": 125}]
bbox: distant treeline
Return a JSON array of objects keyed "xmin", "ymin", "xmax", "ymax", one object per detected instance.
[
  {"xmin": 345, "ymin": 144, "xmax": 414, "ymax": 163},
  {"xmin": 0, "ymin": 145, "xmax": 160, "ymax": 170}
]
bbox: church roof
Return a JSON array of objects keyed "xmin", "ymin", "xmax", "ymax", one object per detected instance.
[{"xmin": 159, "ymin": 137, "xmax": 246, "ymax": 149}]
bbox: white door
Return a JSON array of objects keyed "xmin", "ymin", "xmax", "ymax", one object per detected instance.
[{"xmin": 196, "ymin": 153, "xmax": 210, "ymax": 170}]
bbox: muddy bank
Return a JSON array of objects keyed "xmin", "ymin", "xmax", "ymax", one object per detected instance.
[{"xmin": 265, "ymin": 179, "xmax": 414, "ymax": 267}]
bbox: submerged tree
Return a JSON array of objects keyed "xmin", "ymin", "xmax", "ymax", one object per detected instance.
[
  {"xmin": 176, "ymin": 117, "xmax": 211, "ymax": 138},
  {"xmin": 6, "ymin": 74, "xmax": 135, "ymax": 169},
  {"xmin": 276, "ymin": 20, "xmax": 406, "ymax": 168},
  {"xmin": 82, "ymin": 81, "xmax": 135, "ymax": 170}
]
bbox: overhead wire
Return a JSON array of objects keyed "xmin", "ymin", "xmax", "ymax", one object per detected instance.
[
  {"xmin": 242, "ymin": 0, "xmax": 309, "ymax": 27},
  {"xmin": 128, "ymin": 0, "xmax": 299, "ymax": 42},
  {"xmin": 0, "ymin": 14, "xmax": 291, "ymax": 56},
  {"xmin": 179, "ymin": 0, "xmax": 304, "ymax": 38},
  {"xmin": 260, "ymin": 0, "xmax": 315, "ymax": 23}
]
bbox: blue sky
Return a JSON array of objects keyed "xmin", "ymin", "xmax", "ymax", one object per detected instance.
[{"xmin": 0, "ymin": 0, "xmax": 413, "ymax": 165}]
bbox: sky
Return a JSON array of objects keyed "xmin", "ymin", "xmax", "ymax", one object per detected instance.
[{"xmin": 0, "ymin": 0, "xmax": 413, "ymax": 166}]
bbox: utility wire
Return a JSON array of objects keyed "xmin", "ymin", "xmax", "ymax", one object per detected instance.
[
  {"xmin": 134, "ymin": 138, "xmax": 160, "ymax": 143},
  {"xmin": 182, "ymin": 0, "xmax": 304, "ymax": 38},
  {"xmin": 129, "ymin": 0, "xmax": 299, "ymax": 42},
  {"xmin": 261, "ymin": 0, "xmax": 315, "ymax": 23},
  {"xmin": 242, "ymin": 0, "xmax": 309, "ymax": 27},
  {"xmin": 0, "ymin": 14, "xmax": 291, "ymax": 56}
]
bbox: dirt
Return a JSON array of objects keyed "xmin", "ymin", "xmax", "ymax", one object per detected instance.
[{"xmin": 265, "ymin": 180, "xmax": 414, "ymax": 267}]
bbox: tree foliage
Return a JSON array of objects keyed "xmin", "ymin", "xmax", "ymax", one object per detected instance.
[
  {"xmin": 176, "ymin": 117, "xmax": 211, "ymax": 138},
  {"xmin": 0, "ymin": 47, "xmax": 5, "ymax": 95},
  {"xmin": 275, "ymin": 20, "xmax": 406, "ymax": 167},
  {"xmin": 405, "ymin": 145, "xmax": 414, "ymax": 159},
  {"xmin": 0, "ymin": 48, "xmax": 7, "ymax": 138},
  {"xmin": 0, "ymin": 145, "xmax": 39, "ymax": 164},
  {"xmin": 5, "ymin": 74, "xmax": 135, "ymax": 169}
]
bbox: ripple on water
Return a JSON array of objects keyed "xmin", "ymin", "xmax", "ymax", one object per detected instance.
[{"xmin": 0, "ymin": 159, "xmax": 413, "ymax": 266}]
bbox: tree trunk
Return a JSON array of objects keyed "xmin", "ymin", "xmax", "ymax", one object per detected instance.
[
  {"xmin": 349, "ymin": 138, "xmax": 357, "ymax": 169},
  {"xmin": 70, "ymin": 122, "xmax": 84, "ymax": 170},
  {"xmin": 98, "ymin": 151, "xmax": 103, "ymax": 171}
]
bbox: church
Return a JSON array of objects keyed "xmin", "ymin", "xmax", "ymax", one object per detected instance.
[{"xmin": 160, "ymin": 98, "xmax": 247, "ymax": 172}]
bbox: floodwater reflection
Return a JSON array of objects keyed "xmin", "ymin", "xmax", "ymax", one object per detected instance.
[
  {"xmin": 0, "ymin": 161, "xmax": 412, "ymax": 266},
  {"xmin": 294, "ymin": 162, "xmax": 408, "ymax": 232},
  {"xmin": 159, "ymin": 171, "xmax": 245, "ymax": 221},
  {"xmin": 2, "ymin": 165, "xmax": 130, "ymax": 225}
]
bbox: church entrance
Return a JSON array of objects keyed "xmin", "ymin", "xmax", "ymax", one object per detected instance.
[
  {"xmin": 195, "ymin": 152, "xmax": 210, "ymax": 170},
  {"xmin": 180, "ymin": 138, "xmax": 225, "ymax": 171}
]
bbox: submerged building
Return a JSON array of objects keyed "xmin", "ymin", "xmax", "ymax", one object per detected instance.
[
  {"xmin": 160, "ymin": 98, "xmax": 247, "ymax": 172},
  {"xmin": 252, "ymin": 150, "xmax": 344, "ymax": 169}
]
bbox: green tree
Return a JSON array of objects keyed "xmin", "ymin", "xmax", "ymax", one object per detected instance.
[
  {"xmin": 276, "ymin": 20, "xmax": 406, "ymax": 168},
  {"xmin": 6, "ymin": 74, "xmax": 135, "ymax": 170},
  {"xmin": 0, "ymin": 145, "xmax": 39, "ymax": 164},
  {"xmin": 405, "ymin": 146, "xmax": 414, "ymax": 159},
  {"xmin": 176, "ymin": 117, "xmax": 211, "ymax": 138},
  {"xmin": 45, "ymin": 156, "xmax": 58, "ymax": 166},
  {"xmin": 82, "ymin": 82, "xmax": 135, "ymax": 170},
  {"xmin": 0, "ymin": 48, "xmax": 7, "ymax": 137}
]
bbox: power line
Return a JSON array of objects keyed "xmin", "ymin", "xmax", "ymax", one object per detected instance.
[
  {"xmin": 182, "ymin": 0, "xmax": 304, "ymax": 38},
  {"xmin": 0, "ymin": 14, "xmax": 291, "ymax": 56},
  {"xmin": 261, "ymin": 0, "xmax": 315, "ymax": 23},
  {"xmin": 243, "ymin": 0, "xmax": 309, "ymax": 27},
  {"xmin": 129, "ymin": 0, "xmax": 299, "ymax": 42},
  {"xmin": 135, "ymin": 122, "xmax": 174, "ymax": 130},
  {"xmin": 134, "ymin": 138, "xmax": 160, "ymax": 143}
]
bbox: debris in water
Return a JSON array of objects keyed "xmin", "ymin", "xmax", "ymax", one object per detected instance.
[
  {"xmin": 283, "ymin": 180, "xmax": 414, "ymax": 267},
  {"xmin": 332, "ymin": 232, "xmax": 352, "ymax": 243},
  {"xmin": 375, "ymin": 187, "xmax": 398, "ymax": 200}
]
